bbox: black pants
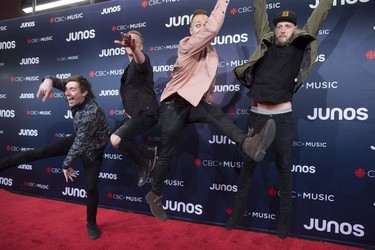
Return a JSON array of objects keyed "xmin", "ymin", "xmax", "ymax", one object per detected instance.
[
  {"xmin": 234, "ymin": 111, "xmax": 294, "ymax": 213},
  {"xmin": 112, "ymin": 114, "xmax": 157, "ymax": 169},
  {"xmin": 0, "ymin": 135, "xmax": 104, "ymax": 224},
  {"xmin": 151, "ymin": 100, "xmax": 247, "ymax": 196}
]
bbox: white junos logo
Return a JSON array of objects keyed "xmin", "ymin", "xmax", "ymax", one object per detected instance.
[
  {"xmin": 211, "ymin": 33, "xmax": 248, "ymax": 45},
  {"xmin": 307, "ymin": 107, "xmax": 368, "ymax": 121},
  {"xmin": 303, "ymin": 218, "xmax": 365, "ymax": 237},
  {"xmin": 66, "ymin": 29, "xmax": 96, "ymax": 42},
  {"xmin": 100, "ymin": 5, "xmax": 121, "ymax": 15},
  {"xmin": 209, "ymin": 183, "xmax": 237, "ymax": 192},
  {"xmin": 62, "ymin": 187, "xmax": 87, "ymax": 198},
  {"xmin": 163, "ymin": 200, "xmax": 203, "ymax": 215}
]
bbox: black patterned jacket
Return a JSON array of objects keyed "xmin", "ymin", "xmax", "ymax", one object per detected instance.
[{"xmin": 45, "ymin": 76, "xmax": 109, "ymax": 168}]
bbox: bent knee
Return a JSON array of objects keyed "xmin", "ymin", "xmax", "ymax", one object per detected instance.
[{"xmin": 110, "ymin": 134, "xmax": 121, "ymax": 148}]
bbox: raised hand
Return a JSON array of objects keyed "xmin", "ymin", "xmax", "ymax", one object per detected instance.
[
  {"xmin": 36, "ymin": 78, "xmax": 53, "ymax": 102},
  {"xmin": 114, "ymin": 32, "xmax": 135, "ymax": 50}
]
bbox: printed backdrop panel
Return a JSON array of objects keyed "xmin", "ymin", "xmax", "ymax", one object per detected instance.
[{"xmin": 0, "ymin": 0, "xmax": 374, "ymax": 248}]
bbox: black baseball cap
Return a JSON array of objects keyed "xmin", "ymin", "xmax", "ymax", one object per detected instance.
[{"xmin": 273, "ymin": 10, "xmax": 297, "ymax": 26}]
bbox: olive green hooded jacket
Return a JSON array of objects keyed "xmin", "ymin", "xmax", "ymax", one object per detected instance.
[{"xmin": 233, "ymin": 0, "xmax": 334, "ymax": 94}]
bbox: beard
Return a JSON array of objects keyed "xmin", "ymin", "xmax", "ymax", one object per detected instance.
[{"xmin": 274, "ymin": 34, "xmax": 294, "ymax": 46}]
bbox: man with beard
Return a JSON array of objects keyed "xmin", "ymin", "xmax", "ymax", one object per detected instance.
[{"xmin": 225, "ymin": 0, "xmax": 334, "ymax": 239}]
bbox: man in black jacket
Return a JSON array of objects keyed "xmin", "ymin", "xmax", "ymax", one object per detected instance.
[
  {"xmin": 111, "ymin": 30, "xmax": 159, "ymax": 187},
  {"xmin": 0, "ymin": 75, "xmax": 109, "ymax": 240}
]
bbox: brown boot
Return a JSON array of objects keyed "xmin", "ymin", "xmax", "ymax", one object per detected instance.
[
  {"xmin": 146, "ymin": 191, "xmax": 168, "ymax": 221},
  {"xmin": 241, "ymin": 119, "xmax": 276, "ymax": 162}
]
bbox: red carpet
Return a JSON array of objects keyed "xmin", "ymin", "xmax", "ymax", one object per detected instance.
[{"xmin": 0, "ymin": 189, "xmax": 361, "ymax": 250}]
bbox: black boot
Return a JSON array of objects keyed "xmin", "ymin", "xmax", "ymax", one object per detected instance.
[
  {"xmin": 0, "ymin": 158, "xmax": 10, "ymax": 172},
  {"xmin": 87, "ymin": 222, "xmax": 100, "ymax": 240},
  {"xmin": 117, "ymin": 140, "xmax": 151, "ymax": 187},
  {"xmin": 277, "ymin": 210, "xmax": 291, "ymax": 239},
  {"xmin": 225, "ymin": 208, "xmax": 245, "ymax": 230},
  {"xmin": 136, "ymin": 161, "xmax": 150, "ymax": 187}
]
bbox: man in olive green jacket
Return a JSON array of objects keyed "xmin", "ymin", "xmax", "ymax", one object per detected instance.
[{"xmin": 226, "ymin": 0, "xmax": 334, "ymax": 239}]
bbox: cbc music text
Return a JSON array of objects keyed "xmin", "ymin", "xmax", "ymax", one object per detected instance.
[
  {"xmin": 113, "ymin": 22, "xmax": 147, "ymax": 31},
  {"xmin": 12, "ymin": 76, "xmax": 40, "ymax": 82},
  {"xmin": 109, "ymin": 194, "xmax": 142, "ymax": 202},
  {"xmin": 52, "ymin": 13, "xmax": 84, "ymax": 23},
  {"xmin": 147, "ymin": 178, "xmax": 185, "ymax": 187},
  {"xmin": 28, "ymin": 36, "xmax": 53, "ymax": 44},
  {"xmin": 25, "ymin": 181, "xmax": 49, "ymax": 190},
  {"xmin": 47, "ymin": 167, "xmax": 80, "ymax": 176},
  {"xmin": 201, "ymin": 160, "xmax": 243, "ymax": 168},
  {"xmin": 7, "ymin": 146, "xmax": 34, "ymax": 152},
  {"xmin": 147, "ymin": 0, "xmax": 181, "ymax": 8},
  {"xmin": 26, "ymin": 110, "xmax": 52, "ymax": 116},
  {"xmin": 56, "ymin": 56, "xmax": 79, "ymax": 62},
  {"xmin": 304, "ymin": 81, "xmax": 339, "ymax": 89},
  {"xmin": 292, "ymin": 192, "xmax": 334, "ymax": 202},
  {"xmin": 247, "ymin": 211, "xmax": 276, "ymax": 220},
  {"xmin": 91, "ymin": 69, "xmax": 124, "ymax": 77}
]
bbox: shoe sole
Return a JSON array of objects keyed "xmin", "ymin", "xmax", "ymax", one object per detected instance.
[
  {"xmin": 225, "ymin": 210, "xmax": 245, "ymax": 230},
  {"xmin": 253, "ymin": 119, "xmax": 276, "ymax": 162},
  {"xmin": 137, "ymin": 170, "xmax": 149, "ymax": 187},
  {"xmin": 89, "ymin": 233, "xmax": 100, "ymax": 240}
]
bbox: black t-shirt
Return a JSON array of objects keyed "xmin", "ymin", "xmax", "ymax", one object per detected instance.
[
  {"xmin": 250, "ymin": 40, "xmax": 304, "ymax": 103},
  {"xmin": 120, "ymin": 53, "xmax": 159, "ymax": 118}
]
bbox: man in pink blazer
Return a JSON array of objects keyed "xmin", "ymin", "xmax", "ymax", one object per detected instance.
[{"xmin": 146, "ymin": 0, "xmax": 276, "ymax": 221}]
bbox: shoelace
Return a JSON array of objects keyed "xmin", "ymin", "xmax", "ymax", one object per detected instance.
[{"xmin": 153, "ymin": 196, "xmax": 163, "ymax": 207}]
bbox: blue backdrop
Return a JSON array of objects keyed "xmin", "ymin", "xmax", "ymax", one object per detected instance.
[{"xmin": 0, "ymin": 0, "xmax": 374, "ymax": 248}]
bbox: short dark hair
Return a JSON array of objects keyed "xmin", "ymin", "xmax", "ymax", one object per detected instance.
[
  {"xmin": 128, "ymin": 30, "xmax": 144, "ymax": 45},
  {"xmin": 191, "ymin": 9, "xmax": 208, "ymax": 24},
  {"xmin": 64, "ymin": 75, "xmax": 95, "ymax": 99}
]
